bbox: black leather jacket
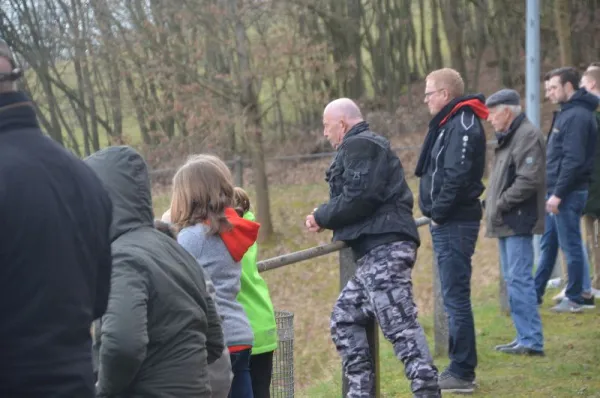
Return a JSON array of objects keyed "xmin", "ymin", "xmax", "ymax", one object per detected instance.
[{"xmin": 313, "ymin": 122, "xmax": 420, "ymax": 260}]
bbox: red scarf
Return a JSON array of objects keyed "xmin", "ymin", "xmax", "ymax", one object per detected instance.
[{"xmin": 219, "ymin": 207, "xmax": 260, "ymax": 262}]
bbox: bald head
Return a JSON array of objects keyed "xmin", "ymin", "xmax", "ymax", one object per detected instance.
[
  {"xmin": 322, "ymin": 98, "xmax": 364, "ymax": 149},
  {"xmin": 324, "ymin": 98, "xmax": 363, "ymax": 121}
]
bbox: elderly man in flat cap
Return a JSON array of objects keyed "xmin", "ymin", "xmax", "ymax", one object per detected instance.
[{"xmin": 484, "ymin": 89, "xmax": 546, "ymax": 356}]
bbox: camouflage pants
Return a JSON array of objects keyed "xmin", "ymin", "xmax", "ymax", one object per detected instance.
[{"xmin": 330, "ymin": 241, "xmax": 440, "ymax": 398}]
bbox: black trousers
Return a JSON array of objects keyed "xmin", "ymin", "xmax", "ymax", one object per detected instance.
[{"xmin": 249, "ymin": 351, "xmax": 274, "ymax": 398}]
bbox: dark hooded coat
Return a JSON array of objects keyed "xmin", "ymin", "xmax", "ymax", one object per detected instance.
[{"xmin": 86, "ymin": 146, "xmax": 224, "ymax": 398}]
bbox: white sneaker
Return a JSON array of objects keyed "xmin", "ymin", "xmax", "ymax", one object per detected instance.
[
  {"xmin": 591, "ymin": 287, "xmax": 600, "ymax": 299},
  {"xmin": 546, "ymin": 277, "xmax": 563, "ymax": 289},
  {"xmin": 552, "ymin": 288, "xmax": 566, "ymax": 303}
]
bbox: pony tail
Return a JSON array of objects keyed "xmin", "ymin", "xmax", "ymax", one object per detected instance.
[{"xmin": 233, "ymin": 187, "xmax": 251, "ymax": 215}]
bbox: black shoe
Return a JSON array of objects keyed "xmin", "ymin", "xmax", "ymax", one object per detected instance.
[
  {"xmin": 494, "ymin": 339, "xmax": 518, "ymax": 351},
  {"xmin": 498, "ymin": 344, "xmax": 544, "ymax": 356},
  {"xmin": 582, "ymin": 295, "xmax": 595, "ymax": 309},
  {"xmin": 438, "ymin": 370, "xmax": 476, "ymax": 394}
]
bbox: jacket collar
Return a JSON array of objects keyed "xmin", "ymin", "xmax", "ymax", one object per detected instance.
[
  {"xmin": 0, "ymin": 91, "xmax": 39, "ymax": 134},
  {"xmin": 340, "ymin": 121, "xmax": 370, "ymax": 146},
  {"xmin": 429, "ymin": 94, "xmax": 489, "ymax": 129},
  {"xmin": 496, "ymin": 113, "xmax": 526, "ymax": 148}
]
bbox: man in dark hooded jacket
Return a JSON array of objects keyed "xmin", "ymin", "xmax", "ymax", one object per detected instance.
[
  {"xmin": 86, "ymin": 146, "xmax": 224, "ymax": 397},
  {"xmin": 533, "ymin": 67, "xmax": 599, "ymax": 313},
  {"xmin": 0, "ymin": 40, "xmax": 113, "ymax": 397},
  {"xmin": 415, "ymin": 67, "xmax": 489, "ymax": 394}
]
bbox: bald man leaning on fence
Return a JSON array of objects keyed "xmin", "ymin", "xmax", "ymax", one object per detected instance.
[{"xmin": 305, "ymin": 98, "xmax": 440, "ymax": 398}]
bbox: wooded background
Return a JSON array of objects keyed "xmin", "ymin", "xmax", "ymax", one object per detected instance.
[{"xmin": 1, "ymin": 0, "xmax": 599, "ymax": 239}]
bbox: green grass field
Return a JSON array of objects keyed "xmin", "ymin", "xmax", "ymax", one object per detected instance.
[
  {"xmin": 152, "ymin": 180, "xmax": 600, "ymax": 397},
  {"xmin": 303, "ymin": 290, "xmax": 600, "ymax": 398}
]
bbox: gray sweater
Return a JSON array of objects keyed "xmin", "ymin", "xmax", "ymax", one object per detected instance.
[{"xmin": 178, "ymin": 224, "xmax": 254, "ymax": 348}]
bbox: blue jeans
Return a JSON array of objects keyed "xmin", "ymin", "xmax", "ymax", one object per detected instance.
[
  {"xmin": 534, "ymin": 190, "xmax": 588, "ymax": 304},
  {"xmin": 228, "ymin": 349, "xmax": 254, "ymax": 398},
  {"xmin": 431, "ymin": 220, "xmax": 479, "ymax": 382},
  {"xmin": 533, "ymin": 236, "xmax": 591, "ymax": 293},
  {"xmin": 533, "ymin": 234, "xmax": 563, "ymax": 279},
  {"xmin": 498, "ymin": 236, "xmax": 544, "ymax": 351}
]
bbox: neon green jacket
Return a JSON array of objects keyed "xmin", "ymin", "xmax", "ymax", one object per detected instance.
[{"xmin": 237, "ymin": 211, "xmax": 278, "ymax": 355}]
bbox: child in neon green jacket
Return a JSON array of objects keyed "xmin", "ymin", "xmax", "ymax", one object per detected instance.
[{"xmin": 234, "ymin": 188, "xmax": 278, "ymax": 398}]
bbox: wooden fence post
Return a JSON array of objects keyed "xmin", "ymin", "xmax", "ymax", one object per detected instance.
[
  {"xmin": 339, "ymin": 247, "xmax": 380, "ymax": 398},
  {"xmin": 234, "ymin": 155, "xmax": 243, "ymax": 187},
  {"xmin": 432, "ymin": 250, "xmax": 449, "ymax": 357}
]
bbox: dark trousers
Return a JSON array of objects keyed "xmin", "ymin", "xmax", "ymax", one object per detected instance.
[
  {"xmin": 229, "ymin": 349, "xmax": 254, "ymax": 398},
  {"xmin": 250, "ymin": 351, "xmax": 274, "ymax": 398},
  {"xmin": 534, "ymin": 190, "xmax": 588, "ymax": 304},
  {"xmin": 430, "ymin": 220, "xmax": 479, "ymax": 382}
]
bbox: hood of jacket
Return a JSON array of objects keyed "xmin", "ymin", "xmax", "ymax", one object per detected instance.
[
  {"xmin": 415, "ymin": 94, "xmax": 489, "ymax": 177},
  {"xmin": 561, "ymin": 88, "xmax": 600, "ymax": 112},
  {"xmin": 219, "ymin": 208, "xmax": 260, "ymax": 262},
  {"xmin": 437, "ymin": 94, "xmax": 489, "ymax": 127},
  {"xmin": 84, "ymin": 146, "xmax": 154, "ymax": 242}
]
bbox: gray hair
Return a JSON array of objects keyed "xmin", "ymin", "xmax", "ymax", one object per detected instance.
[{"xmin": 495, "ymin": 104, "xmax": 522, "ymax": 116}]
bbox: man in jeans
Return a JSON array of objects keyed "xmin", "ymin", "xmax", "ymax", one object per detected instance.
[
  {"xmin": 306, "ymin": 98, "xmax": 440, "ymax": 398},
  {"xmin": 581, "ymin": 66, "xmax": 600, "ymax": 296},
  {"xmin": 534, "ymin": 67, "xmax": 599, "ymax": 312},
  {"xmin": 415, "ymin": 68, "xmax": 489, "ymax": 394},
  {"xmin": 484, "ymin": 89, "xmax": 545, "ymax": 356}
]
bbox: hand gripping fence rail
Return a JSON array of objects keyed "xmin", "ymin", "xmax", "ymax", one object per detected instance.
[{"xmin": 257, "ymin": 216, "xmax": 432, "ymax": 398}]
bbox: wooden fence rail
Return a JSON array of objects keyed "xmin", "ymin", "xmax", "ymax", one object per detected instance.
[{"xmin": 256, "ymin": 216, "xmax": 452, "ymax": 398}]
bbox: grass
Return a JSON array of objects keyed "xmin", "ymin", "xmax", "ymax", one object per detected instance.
[{"xmin": 304, "ymin": 293, "xmax": 600, "ymax": 398}]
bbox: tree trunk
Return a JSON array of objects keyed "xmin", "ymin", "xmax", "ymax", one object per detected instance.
[
  {"xmin": 554, "ymin": 0, "xmax": 573, "ymax": 66},
  {"xmin": 430, "ymin": 0, "xmax": 444, "ymax": 70},
  {"xmin": 418, "ymin": 0, "xmax": 430, "ymax": 72},
  {"xmin": 347, "ymin": 0, "xmax": 364, "ymax": 98},
  {"xmin": 440, "ymin": 0, "xmax": 469, "ymax": 89},
  {"xmin": 229, "ymin": 0, "xmax": 274, "ymax": 241}
]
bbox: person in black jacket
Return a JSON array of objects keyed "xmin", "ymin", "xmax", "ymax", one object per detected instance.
[
  {"xmin": 415, "ymin": 68, "xmax": 489, "ymax": 394},
  {"xmin": 0, "ymin": 40, "xmax": 113, "ymax": 397},
  {"xmin": 534, "ymin": 67, "xmax": 599, "ymax": 313},
  {"xmin": 305, "ymin": 98, "xmax": 440, "ymax": 398}
]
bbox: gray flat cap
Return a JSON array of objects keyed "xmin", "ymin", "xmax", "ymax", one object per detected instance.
[{"xmin": 485, "ymin": 89, "xmax": 521, "ymax": 108}]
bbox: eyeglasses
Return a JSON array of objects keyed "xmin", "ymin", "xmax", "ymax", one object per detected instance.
[{"xmin": 424, "ymin": 88, "xmax": 444, "ymax": 99}]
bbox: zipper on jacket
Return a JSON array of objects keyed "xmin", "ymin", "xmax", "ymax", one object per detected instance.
[{"xmin": 430, "ymin": 130, "xmax": 445, "ymax": 203}]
